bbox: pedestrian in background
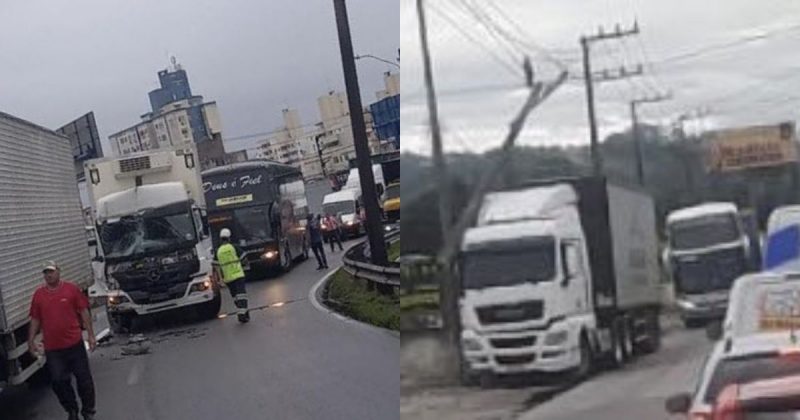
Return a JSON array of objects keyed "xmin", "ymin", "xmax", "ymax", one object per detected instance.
[
  {"xmin": 308, "ymin": 214, "xmax": 329, "ymax": 270},
  {"xmin": 28, "ymin": 261, "xmax": 96, "ymax": 420},
  {"xmin": 213, "ymin": 228, "xmax": 250, "ymax": 323},
  {"xmin": 325, "ymin": 213, "xmax": 344, "ymax": 252}
]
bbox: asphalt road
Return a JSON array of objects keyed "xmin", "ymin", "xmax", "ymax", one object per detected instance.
[
  {"xmin": 1, "ymin": 240, "xmax": 399, "ymax": 420},
  {"xmin": 518, "ymin": 327, "xmax": 712, "ymax": 420},
  {"xmin": 401, "ymin": 322, "xmax": 713, "ymax": 420}
]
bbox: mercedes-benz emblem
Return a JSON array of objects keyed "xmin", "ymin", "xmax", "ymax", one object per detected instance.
[{"xmin": 148, "ymin": 270, "xmax": 160, "ymax": 282}]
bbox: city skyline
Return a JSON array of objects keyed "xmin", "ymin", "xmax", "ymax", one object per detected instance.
[{"xmin": 0, "ymin": 0, "xmax": 398, "ymax": 157}]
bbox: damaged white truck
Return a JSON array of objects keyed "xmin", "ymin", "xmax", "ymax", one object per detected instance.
[{"xmin": 84, "ymin": 145, "xmax": 219, "ymax": 333}]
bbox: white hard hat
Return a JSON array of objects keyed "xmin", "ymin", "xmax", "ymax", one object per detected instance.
[{"xmin": 219, "ymin": 228, "xmax": 232, "ymax": 239}]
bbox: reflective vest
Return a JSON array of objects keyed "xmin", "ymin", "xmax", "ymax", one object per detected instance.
[{"xmin": 217, "ymin": 243, "xmax": 245, "ymax": 283}]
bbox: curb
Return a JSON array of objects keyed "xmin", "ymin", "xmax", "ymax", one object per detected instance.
[{"xmin": 308, "ymin": 267, "xmax": 400, "ymax": 339}]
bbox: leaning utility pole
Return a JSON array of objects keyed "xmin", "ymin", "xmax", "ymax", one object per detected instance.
[
  {"xmin": 580, "ymin": 22, "xmax": 640, "ymax": 176},
  {"xmin": 332, "ymin": 0, "xmax": 387, "ymax": 266},
  {"xmin": 416, "ymin": 0, "xmax": 451, "ymax": 238},
  {"xmin": 630, "ymin": 92, "xmax": 672, "ymax": 185},
  {"xmin": 417, "ymin": 0, "xmax": 458, "ymax": 332}
]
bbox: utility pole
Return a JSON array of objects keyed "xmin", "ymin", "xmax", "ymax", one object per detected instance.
[
  {"xmin": 332, "ymin": 0, "xmax": 387, "ymax": 267},
  {"xmin": 580, "ymin": 22, "xmax": 640, "ymax": 176},
  {"xmin": 417, "ymin": 0, "xmax": 459, "ymax": 332},
  {"xmin": 630, "ymin": 92, "xmax": 672, "ymax": 185}
]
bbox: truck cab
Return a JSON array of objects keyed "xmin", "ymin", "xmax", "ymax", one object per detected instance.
[
  {"xmin": 85, "ymin": 147, "xmax": 220, "ymax": 331},
  {"xmin": 664, "ymin": 203, "xmax": 754, "ymax": 327},
  {"xmin": 459, "ymin": 186, "xmax": 593, "ymax": 377},
  {"xmin": 457, "ymin": 178, "xmax": 661, "ymax": 384}
]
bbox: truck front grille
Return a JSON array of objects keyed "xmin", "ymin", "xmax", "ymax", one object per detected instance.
[
  {"xmin": 496, "ymin": 354, "xmax": 536, "ymax": 365},
  {"xmin": 476, "ymin": 300, "xmax": 543, "ymax": 325},
  {"xmin": 490, "ymin": 336, "xmax": 537, "ymax": 349}
]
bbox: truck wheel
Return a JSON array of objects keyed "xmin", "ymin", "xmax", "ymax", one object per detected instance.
[
  {"xmin": 605, "ymin": 322, "xmax": 625, "ymax": 369},
  {"xmin": 198, "ymin": 292, "xmax": 222, "ymax": 320},
  {"xmin": 639, "ymin": 310, "xmax": 661, "ymax": 354},
  {"xmin": 108, "ymin": 310, "xmax": 133, "ymax": 334},
  {"xmin": 622, "ymin": 320, "xmax": 635, "ymax": 361},
  {"xmin": 571, "ymin": 334, "xmax": 592, "ymax": 382}
]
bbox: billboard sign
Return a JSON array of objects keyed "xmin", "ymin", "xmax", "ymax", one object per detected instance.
[
  {"xmin": 56, "ymin": 112, "xmax": 103, "ymax": 180},
  {"xmin": 707, "ymin": 122, "xmax": 797, "ymax": 172}
]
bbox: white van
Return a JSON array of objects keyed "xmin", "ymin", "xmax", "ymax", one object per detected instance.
[
  {"xmin": 322, "ymin": 189, "xmax": 365, "ymax": 238},
  {"xmin": 343, "ymin": 164, "xmax": 386, "ymax": 205}
]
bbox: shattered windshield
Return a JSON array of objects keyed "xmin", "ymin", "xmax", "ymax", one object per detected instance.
[{"xmin": 99, "ymin": 211, "xmax": 196, "ymax": 260}]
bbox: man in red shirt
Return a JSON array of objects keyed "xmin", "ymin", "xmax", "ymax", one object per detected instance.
[{"xmin": 28, "ymin": 261, "xmax": 96, "ymax": 420}]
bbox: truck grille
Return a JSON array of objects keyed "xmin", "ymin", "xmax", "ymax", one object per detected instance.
[
  {"xmin": 476, "ymin": 301, "xmax": 543, "ymax": 325},
  {"xmin": 110, "ymin": 258, "xmax": 199, "ymax": 304},
  {"xmin": 119, "ymin": 156, "xmax": 151, "ymax": 173},
  {"xmin": 490, "ymin": 336, "xmax": 537, "ymax": 349},
  {"xmin": 496, "ymin": 354, "xmax": 536, "ymax": 365}
]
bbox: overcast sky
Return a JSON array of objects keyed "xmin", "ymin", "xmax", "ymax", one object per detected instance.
[
  {"xmin": 1, "ymin": 0, "xmax": 398, "ymax": 155},
  {"xmin": 401, "ymin": 0, "xmax": 800, "ymax": 155}
]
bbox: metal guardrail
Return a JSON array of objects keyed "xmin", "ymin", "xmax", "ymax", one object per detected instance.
[{"xmin": 342, "ymin": 227, "xmax": 400, "ymax": 287}]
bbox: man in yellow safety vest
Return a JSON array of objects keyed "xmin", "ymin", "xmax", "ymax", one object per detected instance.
[{"xmin": 213, "ymin": 228, "xmax": 250, "ymax": 323}]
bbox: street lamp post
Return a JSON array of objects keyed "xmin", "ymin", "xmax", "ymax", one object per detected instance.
[{"xmin": 355, "ymin": 54, "xmax": 400, "ymax": 69}]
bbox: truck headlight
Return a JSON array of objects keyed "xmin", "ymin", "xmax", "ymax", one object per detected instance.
[
  {"xmin": 190, "ymin": 279, "xmax": 213, "ymax": 293},
  {"xmin": 108, "ymin": 295, "xmax": 130, "ymax": 305},
  {"xmin": 544, "ymin": 330, "xmax": 569, "ymax": 346},
  {"xmin": 461, "ymin": 330, "xmax": 483, "ymax": 351},
  {"xmin": 462, "ymin": 337, "xmax": 483, "ymax": 352}
]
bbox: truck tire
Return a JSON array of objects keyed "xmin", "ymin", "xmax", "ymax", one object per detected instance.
[
  {"xmin": 198, "ymin": 292, "xmax": 222, "ymax": 320},
  {"xmin": 621, "ymin": 320, "xmax": 635, "ymax": 361},
  {"xmin": 108, "ymin": 310, "xmax": 133, "ymax": 334},
  {"xmin": 638, "ymin": 310, "xmax": 661, "ymax": 354},
  {"xmin": 570, "ymin": 334, "xmax": 592, "ymax": 383},
  {"xmin": 605, "ymin": 321, "xmax": 625, "ymax": 369}
]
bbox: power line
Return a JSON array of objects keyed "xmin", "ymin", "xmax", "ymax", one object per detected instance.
[
  {"xmin": 480, "ymin": 0, "xmax": 571, "ymax": 70},
  {"xmin": 427, "ymin": 1, "xmax": 522, "ymax": 79},
  {"xmin": 446, "ymin": 0, "xmax": 523, "ymax": 68},
  {"xmin": 653, "ymin": 23, "xmax": 800, "ymax": 66}
]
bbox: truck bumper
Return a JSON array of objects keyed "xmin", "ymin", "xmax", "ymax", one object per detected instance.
[
  {"xmin": 107, "ymin": 279, "xmax": 216, "ymax": 316},
  {"xmin": 461, "ymin": 325, "xmax": 580, "ymax": 375}
]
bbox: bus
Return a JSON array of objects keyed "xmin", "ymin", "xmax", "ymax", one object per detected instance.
[{"xmin": 201, "ymin": 160, "xmax": 309, "ymax": 276}]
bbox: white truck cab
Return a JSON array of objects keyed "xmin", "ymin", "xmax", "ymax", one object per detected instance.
[
  {"xmin": 85, "ymin": 146, "xmax": 220, "ymax": 332},
  {"xmin": 458, "ymin": 178, "xmax": 662, "ymax": 384}
]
